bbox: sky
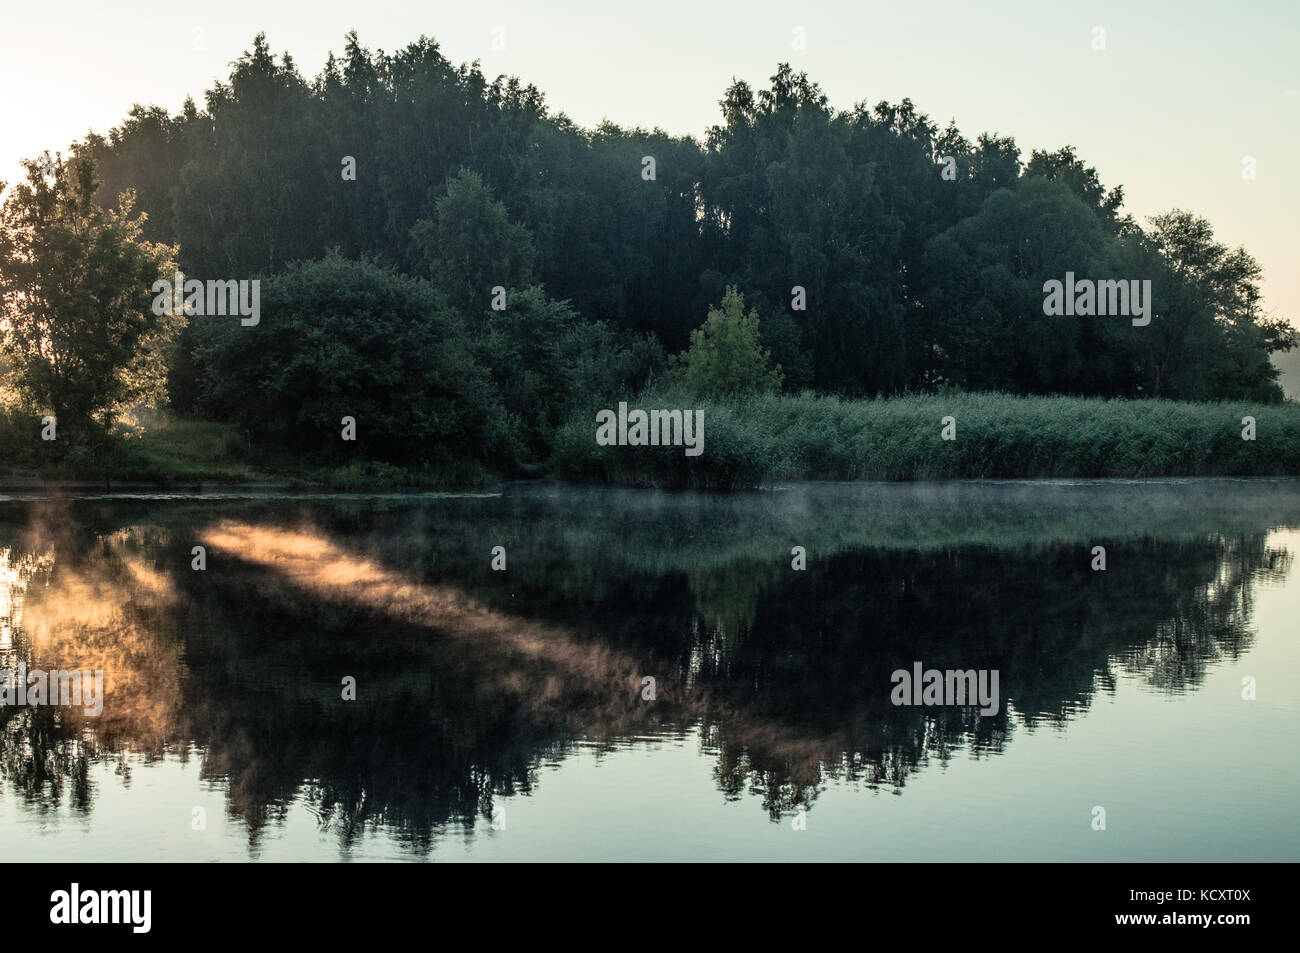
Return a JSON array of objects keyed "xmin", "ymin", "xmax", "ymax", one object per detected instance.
[{"xmin": 2, "ymin": 0, "xmax": 1297, "ymax": 391}]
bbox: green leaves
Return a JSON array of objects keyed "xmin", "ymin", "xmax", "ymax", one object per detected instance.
[
  {"xmin": 190, "ymin": 251, "xmax": 502, "ymax": 465},
  {"xmin": 671, "ymin": 287, "xmax": 783, "ymax": 398},
  {"xmin": 409, "ymin": 169, "xmax": 534, "ymax": 315},
  {"xmin": 0, "ymin": 154, "xmax": 178, "ymax": 440}
]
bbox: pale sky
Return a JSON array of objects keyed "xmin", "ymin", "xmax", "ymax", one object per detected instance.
[{"xmin": 2, "ymin": 0, "xmax": 1297, "ymax": 391}]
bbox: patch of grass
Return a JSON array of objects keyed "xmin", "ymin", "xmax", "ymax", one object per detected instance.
[
  {"xmin": 0, "ymin": 409, "xmax": 494, "ymax": 489},
  {"xmin": 112, "ymin": 418, "xmax": 270, "ymax": 483},
  {"xmin": 319, "ymin": 458, "xmax": 490, "ymax": 490},
  {"xmin": 2, "ymin": 406, "xmax": 264, "ymax": 483}
]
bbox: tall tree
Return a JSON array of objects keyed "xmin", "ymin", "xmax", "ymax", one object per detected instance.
[
  {"xmin": 0, "ymin": 154, "xmax": 178, "ymax": 438},
  {"xmin": 1137, "ymin": 210, "xmax": 1295, "ymax": 400},
  {"xmin": 409, "ymin": 168, "xmax": 535, "ymax": 316},
  {"xmin": 671, "ymin": 287, "xmax": 783, "ymax": 397}
]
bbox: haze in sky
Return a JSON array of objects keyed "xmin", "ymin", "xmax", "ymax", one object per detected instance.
[{"xmin": 3, "ymin": 0, "xmax": 1296, "ymax": 391}]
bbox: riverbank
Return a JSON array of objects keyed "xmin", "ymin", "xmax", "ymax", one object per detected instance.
[
  {"xmin": 4, "ymin": 393, "xmax": 1298, "ymax": 491},
  {"xmin": 0, "ymin": 415, "xmax": 488, "ymax": 490}
]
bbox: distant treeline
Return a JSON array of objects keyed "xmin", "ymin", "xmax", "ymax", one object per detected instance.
[
  {"xmin": 0, "ymin": 31, "xmax": 1287, "ymax": 480},
  {"xmin": 77, "ymin": 33, "xmax": 1292, "ymax": 405}
]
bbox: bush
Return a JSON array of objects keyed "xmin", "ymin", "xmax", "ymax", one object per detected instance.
[{"xmin": 188, "ymin": 251, "xmax": 508, "ymax": 467}]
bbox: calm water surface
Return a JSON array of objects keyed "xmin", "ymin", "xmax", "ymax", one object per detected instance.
[{"xmin": 1, "ymin": 479, "xmax": 1296, "ymax": 861}]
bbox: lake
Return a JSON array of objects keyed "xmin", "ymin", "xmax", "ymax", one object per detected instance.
[{"xmin": 1, "ymin": 479, "xmax": 1297, "ymax": 861}]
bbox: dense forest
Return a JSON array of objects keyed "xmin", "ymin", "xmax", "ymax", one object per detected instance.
[{"xmin": 2, "ymin": 31, "xmax": 1295, "ymax": 479}]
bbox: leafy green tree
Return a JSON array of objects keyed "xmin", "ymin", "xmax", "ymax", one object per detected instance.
[
  {"xmin": 701, "ymin": 68, "xmax": 923, "ymax": 395},
  {"xmin": 0, "ymin": 154, "xmax": 178, "ymax": 438},
  {"xmin": 476, "ymin": 286, "xmax": 665, "ymax": 464},
  {"xmin": 409, "ymin": 168, "xmax": 534, "ymax": 316},
  {"xmin": 916, "ymin": 177, "xmax": 1117, "ymax": 393},
  {"xmin": 672, "ymin": 288, "xmax": 783, "ymax": 397},
  {"xmin": 1024, "ymin": 145, "xmax": 1129, "ymax": 233},
  {"xmin": 190, "ymin": 250, "xmax": 506, "ymax": 465},
  {"xmin": 1136, "ymin": 210, "xmax": 1295, "ymax": 400}
]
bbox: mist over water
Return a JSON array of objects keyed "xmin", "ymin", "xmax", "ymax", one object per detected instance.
[{"xmin": 1, "ymin": 479, "xmax": 1297, "ymax": 861}]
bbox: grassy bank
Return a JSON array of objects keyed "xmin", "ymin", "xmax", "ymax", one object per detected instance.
[
  {"xmin": 0, "ymin": 412, "xmax": 488, "ymax": 489},
  {"xmin": 550, "ymin": 391, "xmax": 1300, "ymax": 488},
  {"xmin": 5, "ymin": 393, "xmax": 1299, "ymax": 491}
]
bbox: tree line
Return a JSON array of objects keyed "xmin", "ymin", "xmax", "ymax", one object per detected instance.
[{"xmin": 2, "ymin": 31, "xmax": 1293, "ymax": 472}]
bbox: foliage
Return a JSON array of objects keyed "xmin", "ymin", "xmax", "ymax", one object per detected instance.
[
  {"xmin": 670, "ymin": 287, "xmax": 782, "ymax": 397},
  {"xmin": 0, "ymin": 154, "xmax": 178, "ymax": 439},
  {"xmin": 188, "ymin": 251, "xmax": 506, "ymax": 467},
  {"xmin": 72, "ymin": 37, "xmax": 1294, "ymax": 405},
  {"xmin": 552, "ymin": 388, "xmax": 1300, "ymax": 488},
  {"xmin": 409, "ymin": 168, "xmax": 534, "ymax": 315},
  {"xmin": 0, "ymin": 32, "xmax": 1291, "ymax": 485}
]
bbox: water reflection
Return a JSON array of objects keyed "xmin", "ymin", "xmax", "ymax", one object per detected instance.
[{"xmin": 0, "ymin": 480, "xmax": 1296, "ymax": 857}]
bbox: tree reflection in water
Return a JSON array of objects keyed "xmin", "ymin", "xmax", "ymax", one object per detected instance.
[{"xmin": 0, "ymin": 481, "xmax": 1294, "ymax": 853}]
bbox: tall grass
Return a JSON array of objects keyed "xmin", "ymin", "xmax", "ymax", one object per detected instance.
[{"xmin": 550, "ymin": 389, "xmax": 1300, "ymax": 488}]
